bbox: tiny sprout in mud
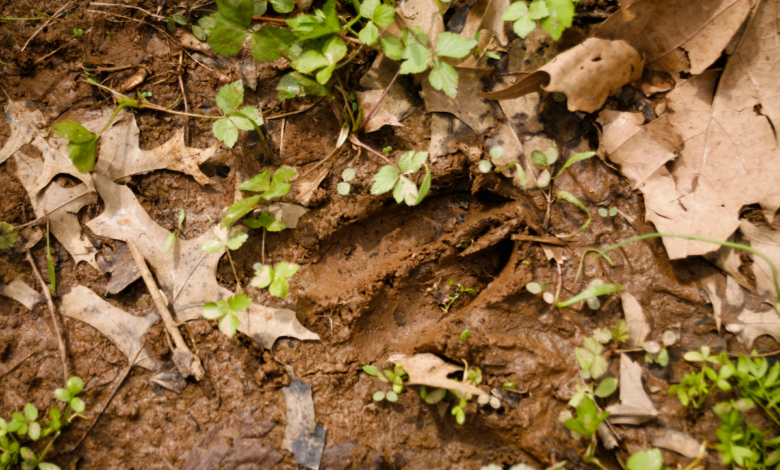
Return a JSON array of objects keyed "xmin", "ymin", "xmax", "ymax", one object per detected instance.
[
  {"xmin": 1, "ymin": 376, "xmax": 86, "ymax": 470},
  {"xmin": 440, "ymin": 280, "xmax": 475, "ymax": 312},
  {"xmin": 598, "ymin": 206, "xmax": 618, "ymax": 218},
  {"xmin": 363, "ymin": 365, "xmax": 408, "ymax": 402},
  {"xmin": 72, "ymin": 28, "xmax": 83, "ymax": 36},
  {"xmin": 611, "ymin": 320, "xmax": 629, "ymax": 344},
  {"xmin": 459, "ymin": 329, "xmax": 471, "ymax": 341},
  {"xmin": 371, "ymin": 151, "xmax": 431, "ymax": 206},
  {"xmin": 251, "ymin": 262, "xmax": 300, "ymax": 298},
  {"xmin": 0, "ymin": 221, "xmax": 17, "ymax": 249},
  {"xmin": 556, "ymin": 279, "xmax": 624, "ymax": 309},
  {"xmin": 642, "ymin": 331, "xmax": 676, "ymax": 367},
  {"xmin": 477, "ymin": 394, "xmax": 502, "ymax": 409},
  {"xmin": 574, "ymin": 329, "xmax": 617, "ymax": 380},
  {"xmin": 382, "ymin": 146, "xmax": 393, "ymax": 153},
  {"xmin": 563, "ymin": 395, "xmax": 608, "ymax": 438},
  {"xmin": 202, "ymin": 293, "xmax": 251, "ymax": 337},
  {"xmin": 202, "ymin": 226, "xmax": 248, "ymax": 254},
  {"xmin": 163, "ymin": 209, "xmax": 186, "ymax": 253},
  {"xmin": 338, "ymin": 168, "xmax": 356, "ymax": 196},
  {"xmin": 669, "ymin": 346, "xmax": 732, "ymax": 409},
  {"xmin": 530, "ymin": 146, "xmax": 558, "ymax": 188},
  {"xmin": 480, "ymin": 145, "xmax": 527, "ymax": 189}
]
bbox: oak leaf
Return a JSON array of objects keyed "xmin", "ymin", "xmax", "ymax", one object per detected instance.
[{"xmin": 389, "ymin": 353, "xmax": 487, "ymax": 396}]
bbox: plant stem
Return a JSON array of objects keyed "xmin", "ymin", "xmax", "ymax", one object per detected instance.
[
  {"xmin": 348, "ymin": 134, "xmax": 395, "ymax": 166},
  {"xmin": 252, "ymin": 15, "xmax": 287, "ymax": 23},
  {"xmin": 225, "ymin": 248, "xmax": 243, "ymax": 294},
  {"xmin": 359, "ymin": 70, "xmax": 399, "ymax": 132}
]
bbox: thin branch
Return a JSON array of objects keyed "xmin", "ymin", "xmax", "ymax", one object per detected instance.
[
  {"xmin": 22, "ymin": 1, "xmax": 74, "ymax": 52},
  {"xmin": 267, "ymin": 97, "xmax": 325, "ymax": 120},
  {"xmin": 25, "ymin": 250, "xmax": 70, "ymax": 383},
  {"xmin": 89, "ymin": 2, "xmax": 166, "ymax": 19},
  {"xmin": 348, "ymin": 134, "xmax": 394, "ymax": 166},
  {"xmin": 358, "ymin": 71, "xmax": 399, "ymax": 132}
]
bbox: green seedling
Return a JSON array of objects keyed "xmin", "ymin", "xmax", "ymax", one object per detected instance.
[
  {"xmin": 338, "ymin": 168, "xmax": 356, "ymax": 196},
  {"xmin": 138, "ymin": 90, "xmax": 152, "ymax": 100},
  {"xmin": 476, "ymin": 394, "xmax": 502, "ymax": 409},
  {"xmin": 166, "ymin": 13, "xmax": 188, "ymax": 34},
  {"xmin": 419, "ymin": 385, "xmax": 447, "ymax": 404},
  {"xmin": 211, "ymin": 81, "xmax": 263, "ymax": 148},
  {"xmin": 626, "ymin": 449, "xmax": 666, "ymax": 470},
  {"xmin": 563, "ymin": 395, "xmax": 608, "ymax": 438},
  {"xmin": 164, "ymin": 209, "xmax": 186, "ymax": 253},
  {"xmin": 440, "ymin": 280, "xmax": 475, "ymax": 312},
  {"xmin": 72, "ymin": 28, "xmax": 83, "ymax": 36},
  {"xmin": 448, "ymin": 367, "xmax": 483, "ymax": 425},
  {"xmin": 363, "ymin": 364, "xmax": 408, "ymax": 402},
  {"xmin": 382, "ymin": 146, "xmax": 393, "ymax": 153},
  {"xmin": 1, "ymin": 376, "xmax": 86, "ymax": 470},
  {"xmin": 556, "ymin": 279, "xmax": 624, "ymax": 309},
  {"xmin": 238, "ymin": 167, "xmax": 297, "ymax": 203},
  {"xmin": 459, "ymin": 329, "xmax": 471, "ymax": 341},
  {"xmin": 611, "ymin": 320, "xmax": 629, "ymax": 343},
  {"xmin": 479, "ymin": 146, "xmax": 527, "ymax": 189},
  {"xmin": 669, "ymin": 346, "xmax": 730, "ymax": 408},
  {"xmin": 598, "ymin": 206, "xmax": 618, "ymax": 217},
  {"xmin": 555, "ymin": 191, "xmax": 591, "ymax": 238},
  {"xmin": 105, "ymin": 31, "xmax": 114, "ymax": 36},
  {"xmin": 243, "ymin": 212, "xmax": 286, "ymax": 232},
  {"xmin": 574, "ymin": 333, "xmax": 611, "ymax": 380},
  {"xmin": 530, "ymin": 146, "xmax": 558, "ymax": 188},
  {"xmin": 202, "ymin": 225, "xmax": 248, "ymax": 292},
  {"xmin": 370, "ymin": 151, "xmax": 431, "ymax": 206},
  {"xmin": 251, "ymin": 261, "xmax": 300, "ymax": 297},
  {"xmin": 202, "ymin": 293, "xmax": 251, "ymax": 337},
  {"xmin": 643, "ymin": 331, "xmax": 676, "ymax": 367},
  {"xmin": 713, "ymin": 398, "xmax": 776, "ymax": 470}
]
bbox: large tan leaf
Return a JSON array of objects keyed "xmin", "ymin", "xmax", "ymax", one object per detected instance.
[
  {"xmin": 605, "ymin": 354, "xmax": 658, "ymax": 424},
  {"xmin": 357, "ymin": 56, "xmax": 418, "ymax": 134},
  {"xmin": 0, "ymin": 101, "xmax": 44, "ymax": 165},
  {"xmin": 725, "ymin": 308, "xmax": 780, "ymax": 348},
  {"xmin": 232, "ymin": 299, "xmax": 320, "ymax": 349},
  {"xmin": 595, "ymin": 0, "xmax": 754, "ymax": 76},
  {"xmin": 389, "ymin": 353, "xmax": 486, "ymax": 396},
  {"xmin": 635, "ymin": 0, "xmax": 780, "ymax": 259},
  {"xmin": 736, "ymin": 220, "xmax": 780, "ymax": 302},
  {"xmin": 86, "ymin": 174, "xmax": 224, "ymax": 320},
  {"xmin": 481, "ymin": 38, "xmax": 644, "ymax": 113},
  {"xmin": 96, "ymin": 113, "xmax": 217, "ymax": 186},
  {"xmin": 422, "ymin": 68, "xmax": 498, "ymax": 135},
  {"xmin": 61, "ymin": 286, "xmax": 161, "ymax": 370},
  {"xmin": 0, "ymin": 278, "xmax": 45, "ymax": 311}
]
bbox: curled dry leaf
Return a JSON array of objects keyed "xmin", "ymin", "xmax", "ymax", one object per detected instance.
[
  {"xmin": 97, "ymin": 113, "xmax": 218, "ymax": 186},
  {"xmin": 86, "ymin": 174, "xmax": 225, "ymax": 321},
  {"xmin": 621, "ymin": 291, "xmax": 650, "ymax": 348},
  {"xmin": 605, "ymin": 354, "xmax": 658, "ymax": 424},
  {"xmin": 725, "ymin": 308, "xmax": 780, "ymax": 348},
  {"xmin": 595, "ymin": 0, "xmax": 754, "ymax": 76},
  {"xmin": 649, "ymin": 428, "xmax": 705, "ymax": 459},
  {"xmin": 481, "ymin": 38, "xmax": 644, "ymax": 113},
  {"xmin": 263, "ymin": 202, "xmax": 310, "ymax": 229},
  {"xmin": 459, "ymin": 0, "xmax": 509, "ymax": 46},
  {"xmin": 282, "ymin": 380, "xmax": 327, "ymax": 470},
  {"xmin": 389, "ymin": 353, "xmax": 487, "ymax": 396},
  {"xmin": 0, "ymin": 278, "xmax": 45, "ymax": 311},
  {"xmin": 61, "ymin": 286, "xmax": 161, "ymax": 371}
]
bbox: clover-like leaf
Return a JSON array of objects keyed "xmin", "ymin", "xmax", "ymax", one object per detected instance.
[
  {"xmin": 435, "ymin": 32, "xmax": 477, "ymax": 59},
  {"xmin": 399, "ymin": 43, "xmax": 432, "ymax": 75},
  {"xmin": 244, "ymin": 212, "xmax": 287, "ymax": 231},
  {"xmin": 429, "ymin": 61, "xmax": 458, "ymax": 98},
  {"xmin": 208, "ymin": 14, "xmax": 250, "ymax": 56},
  {"xmin": 393, "ymin": 175, "xmax": 419, "ymax": 206},
  {"xmin": 229, "ymin": 106, "xmax": 263, "ymax": 131},
  {"xmin": 398, "ymin": 151, "xmax": 428, "ymax": 174},
  {"xmin": 219, "ymin": 312, "xmax": 240, "ymax": 337},
  {"xmin": 223, "ymin": 195, "xmax": 261, "ymax": 226},
  {"xmin": 359, "ymin": 22, "xmax": 379, "ymax": 46},
  {"xmin": 381, "ymin": 37, "xmax": 404, "ymax": 60},
  {"xmin": 239, "ymin": 170, "xmax": 272, "ymax": 192},
  {"xmin": 213, "ymin": 118, "xmax": 239, "ymax": 148},
  {"xmin": 202, "ymin": 299, "xmax": 230, "ymax": 319},
  {"xmin": 251, "ymin": 263, "xmax": 274, "ymax": 288},
  {"xmin": 216, "ymin": 81, "xmax": 244, "ymax": 114},
  {"xmin": 371, "ymin": 165, "xmax": 400, "ymax": 194},
  {"xmin": 373, "ymin": 4, "xmax": 395, "ymax": 27},
  {"xmin": 541, "ymin": 0, "xmax": 573, "ymax": 40}
]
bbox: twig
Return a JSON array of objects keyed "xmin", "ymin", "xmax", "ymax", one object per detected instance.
[
  {"xmin": 0, "ymin": 351, "xmax": 38, "ymax": 380},
  {"xmin": 348, "ymin": 134, "xmax": 394, "ymax": 166},
  {"xmin": 25, "ymin": 250, "xmax": 70, "ymax": 384},
  {"xmin": 292, "ymin": 145, "xmax": 343, "ymax": 183},
  {"xmin": 89, "ymin": 2, "xmax": 165, "ymax": 19},
  {"xmin": 22, "ymin": 1, "xmax": 74, "ymax": 52},
  {"xmin": 71, "ymin": 343, "xmax": 144, "ymax": 452},
  {"xmin": 32, "ymin": 44, "xmax": 67, "ymax": 66},
  {"xmin": 126, "ymin": 240, "xmax": 204, "ymax": 380},
  {"xmin": 267, "ymin": 97, "xmax": 325, "ymax": 120},
  {"xmin": 252, "ymin": 16, "xmax": 287, "ymax": 23},
  {"xmin": 177, "ymin": 52, "xmax": 190, "ymax": 145},
  {"xmin": 510, "ymin": 234, "xmax": 566, "ymax": 245},
  {"xmin": 358, "ymin": 70, "xmax": 399, "ymax": 132}
]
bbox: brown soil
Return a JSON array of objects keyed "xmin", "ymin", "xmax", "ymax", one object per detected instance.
[{"xmin": 1, "ymin": 1, "xmax": 776, "ymax": 470}]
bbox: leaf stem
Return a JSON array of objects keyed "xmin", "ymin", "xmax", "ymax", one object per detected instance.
[
  {"xmin": 225, "ymin": 248, "xmax": 243, "ymax": 294},
  {"xmin": 348, "ymin": 134, "xmax": 395, "ymax": 166},
  {"xmin": 359, "ymin": 70, "xmax": 399, "ymax": 132}
]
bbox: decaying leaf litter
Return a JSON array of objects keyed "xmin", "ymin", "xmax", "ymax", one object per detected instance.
[{"xmin": 1, "ymin": 0, "xmax": 780, "ymax": 468}]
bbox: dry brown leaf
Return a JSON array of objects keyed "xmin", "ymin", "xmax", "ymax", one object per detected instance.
[
  {"xmin": 234, "ymin": 302, "xmax": 320, "ymax": 349},
  {"xmin": 86, "ymin": 174, "xmax": 224, "ymax": 321},
  {"xmin": 460, "ymin": 0, "xmax": 509, "ymax": 46},
  {"xmin": 0, "ymin": 101, "xmax": 44, "ymax": 165},
  {"xmin": 605, "ymin": 354, "xmax": 658, "ymax": 424},
  {"xmin": 357, "ymin": 56, "xmax": 418, "ymax": 134},
  {"xmin": 389, "ymin": 353, "xmax": 487, "ymax": 396},
  {"xmin": 293, "ymin": 168, "xmax": 329, "ymax": 207},
  {"xmin": 96, "ymin": 113, "xmax": 217, "ymax": 186},
  {"xmin": 737, "ymin": 220, "xmax": 780, "ymax": 302},
  {"xmin": 61, "ymin": 286, "xmax": 161, "ymax": 370},
  {"xmin": 422, "ymin": 68, "xmax": 498, "ymax": 135},
  {"xmin": 481, "ymin": 38, "xmax": 644, "ymax": 113},
  {"xmin": 0, "ymin": 278, "xmax": 45, "ymax": 310},
  {"xmin": 636, "ymin": 5, "xmax": 780, "ymax": 259},
  {"xmin": 282, "ymin": 380, "xmax": 326, "ymax": 469},
  {"xmin": 649, "ymin": 428, "xmax": 704, "ymax": 459},
  {"xmin": 621, "ymin": 292, "xmax": 650, "ymax": 348},
  {"xmin": 429, "ymin": 113, "xmax": 475, "ymax": 160},
  {"xmin": 595, "ymin": 0, "xmax": 754, "ymax": 76},
  {"xmin": 725, "ymin": 308, "xmax": 780, "ymax": 348},
  {"xmin": 264, "ymin": 202, "xmax": 309, "ymax": 229}
]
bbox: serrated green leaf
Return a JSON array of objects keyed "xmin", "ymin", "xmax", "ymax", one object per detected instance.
[
  {"xmin": 227, "ymin": 231, "xmax": 248, "ymax": 250},
  {"xmin": 293, "ymin": 50, "xmax": 330, "ymax": 73},
  {"xmin": 513, "ymin": 15, "xmax": 536, "ymax": 38},
  {"xmin": 269, "ymin": 277, "xmax": 290, "ymax": 297},
  {"xmin": 244, "ymin": 212, "xmax": 286, "ymax": 231},
  {"xmin": 228, "ymin": 293, "xmax": 251, "ymax": 312},
  {"xmin": 219, "ymin": 312, "xmax": 240, "ymax": 337},
  {"xmin": 371, "ymin": 165, "xmax": 400, "ymax": 194},
  {"xmin": 277, "ymin": 72, "xmax": 331, "ymax": 101},
  {"xmin": 323, "ymin": 36, "xmax": 347, "ymax": 64},
  {"xmin": 373, "ymin": 3, "xmax": 395, "ymax": 27},
  {"xmin": 399, "ymin": 42, "xmax": 432, "ymax": 74},
  {"xmin": 529, "ymin": 0, "xmax": 549, "ymax": 18},
  {"xmin": 251, "ymin": 27, "xmax": 296, "ymax": 62},
  {"xmin": 574, "ymin": 347, "xmax": 594, "ymax": 371},
  {"xmin": 270, "ymin": 0, "xmax": 294, "ymax": 13},
  {"xmin": 435, "ymin": 32, "xmax": 477, "ymax": 59},
  {"xmin": 223, "ymin": 195, "xmax": 261, "ymax": 226},
  {"xmin": 251, "ymin": 264, "xmax": 274, "ymax": 288},
  {"xmin": 229, "ymin": 106, "xmax": 263, "ymax": 131},
  {"xmin": 540, "ymin": 0, "xmax": 574, "ymax": 40},
  {"xmin": 213, "ymin": 118, "xmax": 238, "ymax": 148},
  {"xmin": 51, "ymin": 120, "xmax": 96, "ymax": 144},
  {"xmin": 360, "ymin": 0, "xmax": 380, "ymax": 19},
  {"xmin": 0, "ymin": 222, "xmax": 17, "ymax": 250},
  {"xmin": 274, "ymin": 261, "xmax": 300, "ymax": 279},
  {"xmin": 359, "ymin": 21, "xmax": 379, "ymax": 46},
  {"xmin": 381, "ymin": 37, "xmax": 405, "ymax": 60},
  {"xmin": 285, "ymin": 0, "xmax": 339, "ymax": 40},
  {"xmin": 401, "ymin": 26, "xmax": 428, "ymax": 46},
  {"xmin": 216, "ymin": 80, "xmax": 244, "ymax": 114},
  {"xmin": 392, "ymin": 178, "xmax": 404, "ymax": 203},
  {"xmin": 429, "ymin": 60, "xmax": 458, "ymax": 98},
  {"xmin": 398, "ymin": 151, "xmax": 428, "ymax": 174},
  {"xmin": 396, "ymin": 175, "xmax": 418, "ymax": 206},
  {"xmin": 217, "ymin": 0, "xmax": 253, "ymax": 27},
  {"xmin": 239, "ymin": 170, "xmax": 271, "ymax": 192},
  {"xmin": 590, "ymin": 355, "xmax": 608, "ymax": 379},
  {"xmin": 207, "ymin": 13, "xmax": 250, "ymax": 56},
  {"xmin": 501, "ymin": 1, "xmax": 529, "ymax": 21}
]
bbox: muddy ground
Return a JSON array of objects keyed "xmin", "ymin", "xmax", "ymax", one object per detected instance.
[{"xmin": 0, "ymin": 0, "xmax": 777, "ymax": 469}]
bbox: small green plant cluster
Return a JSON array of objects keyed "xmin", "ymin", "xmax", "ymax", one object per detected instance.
[
  {"xmin": 573, "ymin": 329, "xmax": 617, "ymax": 382},
  {"xmin": 440, "ymin": 280, "xmax": 475, "ymax": 312},
  {"xmin": 251, "ymin": 262, "xmax": 300, "ymax": 297},
  {"xmin": 202, "ymin": 293, "xmax": 251, "ymax": 337},
  {"xmin": 210, "ymin": 81, "xmax": 264, "ymax": 148},
  {"xmin": 501, "ymin": 0, "xmax": 578, "ymax": 40},
  {"xmin": 598, "ymin": 206, "xmax": 617, "ymax": 218},
  {"xmin": 672, "ymin": 348, "xmax": 780, "ymax": 469},
  {"xmin": 165, "ymin": 13, "xmax": 189, "ymax": 34},
  {"xmin": 1, "ymin": 377, "xmax": 86, "ymax": 470},
  {"xmin": 337, "ymin": 168, "xmax": 356, "ymax": 195},
  {"xmin": 526, "ymin": 278, "xmax": 624, "ymax": 309},
  {"xmin": 363, "ymin": 364, "xmax": 407, "ymax": 402},
  {"xmin": 163, "ymin": 209, "xmax": 186, "ymax": 254},
  {"xmin": 641, "ymin": 330, "xmax": 676, "ymax": 367},
  {"xmin": 370, "ymin": 151, "xmax": 431, "ymax": 206},
  {"xmin": 0, "ymin": 222, "xmax": 17, "ymax": 250},
  {"xmin": 560, "ymin": 395, "xmax": 610, "ymax": 468}
]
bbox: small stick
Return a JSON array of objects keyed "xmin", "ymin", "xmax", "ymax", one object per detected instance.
[
  {"xmin": 126, "ymin": 240, "xmax": 204, "ymax": 380},
  {"xmin": 22, "ymin": 1, "xmax": 74, "ymax": 51},
  {"xmin": 25, "ymin": 250, "xmax": 70, "ymax": 383},
  {"xmin": 177, "ymin": 52, "xmax": 190, "ymax": 145},
  {"xmin": 71, "ymin": 344, "xmax": 144, "ymax": 452},
  {"xmin": 267, "ymin": 97, "xmax": 325, "ymax": 120},
  {"xmin": 252, "ymin": 16, "xmax": 287, "ymax": 23},
  {"xmin": 348, "ymin": 134, "xmax": 394, "ymax": 166},
  {"xmin": 358, "ymin": 70, "xmax": 399, "ymax": 132},
  {"xmin": 510, "ymin": 234, "xmax": 566, "ymax": 245},
  {"xmin": 89, "ymin": 2, "xmax": 165, "ymax": 19}
]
